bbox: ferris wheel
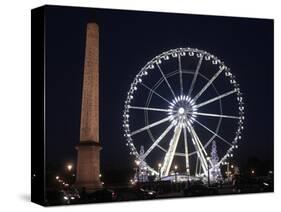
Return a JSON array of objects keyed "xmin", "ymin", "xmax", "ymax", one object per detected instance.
[{"xmin": 123, "ymin": 47, "xmax": 244, "ymax": 179}]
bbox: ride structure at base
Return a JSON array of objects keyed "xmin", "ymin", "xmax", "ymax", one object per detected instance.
[{"xmin": 123, "ymin": 47, "xmax": 245, "ymax": 183}]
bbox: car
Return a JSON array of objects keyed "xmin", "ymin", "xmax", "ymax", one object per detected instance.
[
  {"xmin": 87, "ymin": 189, "xmax": 117, "ymax": 202},
  {"xmin": 260, "ymin": 180, "xmax": 273, "ymax": 192},
  {"xmin": 183, "ymin": 184, "xmax": 218, "ymax": 197},
  {"xmin": 137, "ymin": 188, "xmax": 157, "ymax": 199},
  {"xmin": 45, "ymin": 189, "xmax": 71, "ymax": 205},
  {"xmin": 64, "ymin": 187, "xmax": 81, "ymax": 203},
  {"xmin": 116, "ymin": 187, "xmax": 157, "ymax": 201}
]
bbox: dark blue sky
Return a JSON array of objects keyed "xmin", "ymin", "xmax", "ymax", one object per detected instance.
[{"xmin": 45, "ymin": 5, "xmax": 273, "ymax": 171}]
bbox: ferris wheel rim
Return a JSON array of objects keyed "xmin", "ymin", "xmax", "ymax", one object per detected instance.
[{"xmin": 123, "ymin": 47, "xmax": 245, "ymax": 176}]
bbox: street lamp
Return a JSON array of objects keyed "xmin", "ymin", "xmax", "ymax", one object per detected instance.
[
  {"xmin": 66, "ymin": 164, "xmax": 73, "ymax": 172},
  {"xmin": 158, "ymin": 163, "xmax": 162, "ymax": 180},
  {"xmin": 174, "ymin": 165, "xmax": 178, "ymax": 183},
  {"xmin": 222, "ymin": 162, "xmax": 231, "ymax": 182},
  {"xmin": 206, "ymin": 157, "xmax": 210, "ymax": 187},
  {"xmin": 66, "ymin": 164, "xmax": 73, "ymax": 185}
]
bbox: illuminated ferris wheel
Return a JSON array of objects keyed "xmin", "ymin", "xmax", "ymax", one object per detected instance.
[{"xmin": 123, "ymin": 47, "xmax": 244, "ymax": 180}]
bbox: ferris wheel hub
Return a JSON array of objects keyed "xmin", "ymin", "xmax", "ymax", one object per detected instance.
[
  {"xmin": 178, "ymin": 107, "xmax": 185, "ymax": 115},
  {"xmin": 168, "ymin": 95, "xmax": 197, "ymax": 124}
]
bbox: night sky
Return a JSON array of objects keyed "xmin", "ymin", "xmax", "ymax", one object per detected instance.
[{"xmin": 45, "ymin": 5, "xmax": 273, "ymax": 173}]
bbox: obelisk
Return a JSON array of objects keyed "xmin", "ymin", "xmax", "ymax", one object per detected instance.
[{"xmin": 76, "ymin": 23, "xmax": 101, "ymax": 191}]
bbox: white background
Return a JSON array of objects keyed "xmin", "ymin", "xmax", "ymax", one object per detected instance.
[{"xmin": 0, "ymin": 0, "xmax": 279, "ymax": 211}]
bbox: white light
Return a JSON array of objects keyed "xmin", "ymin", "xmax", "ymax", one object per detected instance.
[
  {"xmin": 67, "ymin": 164, "xmax": 73, "ymax": 171},
  {"xmin": 178, "ymin": 107, "xmax": 184, "ymax": 115}
]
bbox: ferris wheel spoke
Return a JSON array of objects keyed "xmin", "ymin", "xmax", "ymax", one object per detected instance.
[
  {"xmin": 156, "ymin": 63, "xmax": 177, "ymax": 99},
  {"xmin": 194, "ymin": 89, "xmax": 237, "ymax": 109},
  {"xmin": 128, "ymin": 105, "xmax": 172, "ymax": 113},
  {"xmin": 193, "ymin": 118, "xmax": 233, "ymax": 146},
  {"xmin": 189, "ymin": 111, "xmax": 240, "ymax": 119},
  {"xmin": 141, "ymin": 123, "xmax": 174, "ymax": 160},
  {"xmin": 130, "ymin": 116, "xmax": 171, "ymax": 136},
  {"xmin": 188, "ymin": 55, "xmax": 203, "ymax": 97},
  {"xmin": 192, "ymin": 66, "xmax": 225, "ymax": 102},
  {"xmin": 161, "ymin": 122, "xmax": 183, "ymax": 177},
  {"xmin": 178, "ymin": 55, "xmax": 183, "ymax": 96},
  {"xmin": 140, "ymin": 82, "xmax": 172, "ymax": 105}
]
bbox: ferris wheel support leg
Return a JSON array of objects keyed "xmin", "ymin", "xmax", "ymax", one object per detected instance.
[
  {"xmin": 161, "ymin": 122, "xmax": 183, "ymax": 177},
  {"xmin": 195, "ymin": 156, "xmax": 199, "ymax": 176},
  {"xmin": 188, "ymin": 124, "xmax": 208, "ymax": 175},
  {"xmin": 183, "ymin": 126, "xmax": 190, "ymax": 176}
]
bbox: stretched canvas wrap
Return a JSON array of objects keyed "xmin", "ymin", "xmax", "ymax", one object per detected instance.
[{"xmin": 31, "ymin": 5, "xmax": 274, "ymax": 206}]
